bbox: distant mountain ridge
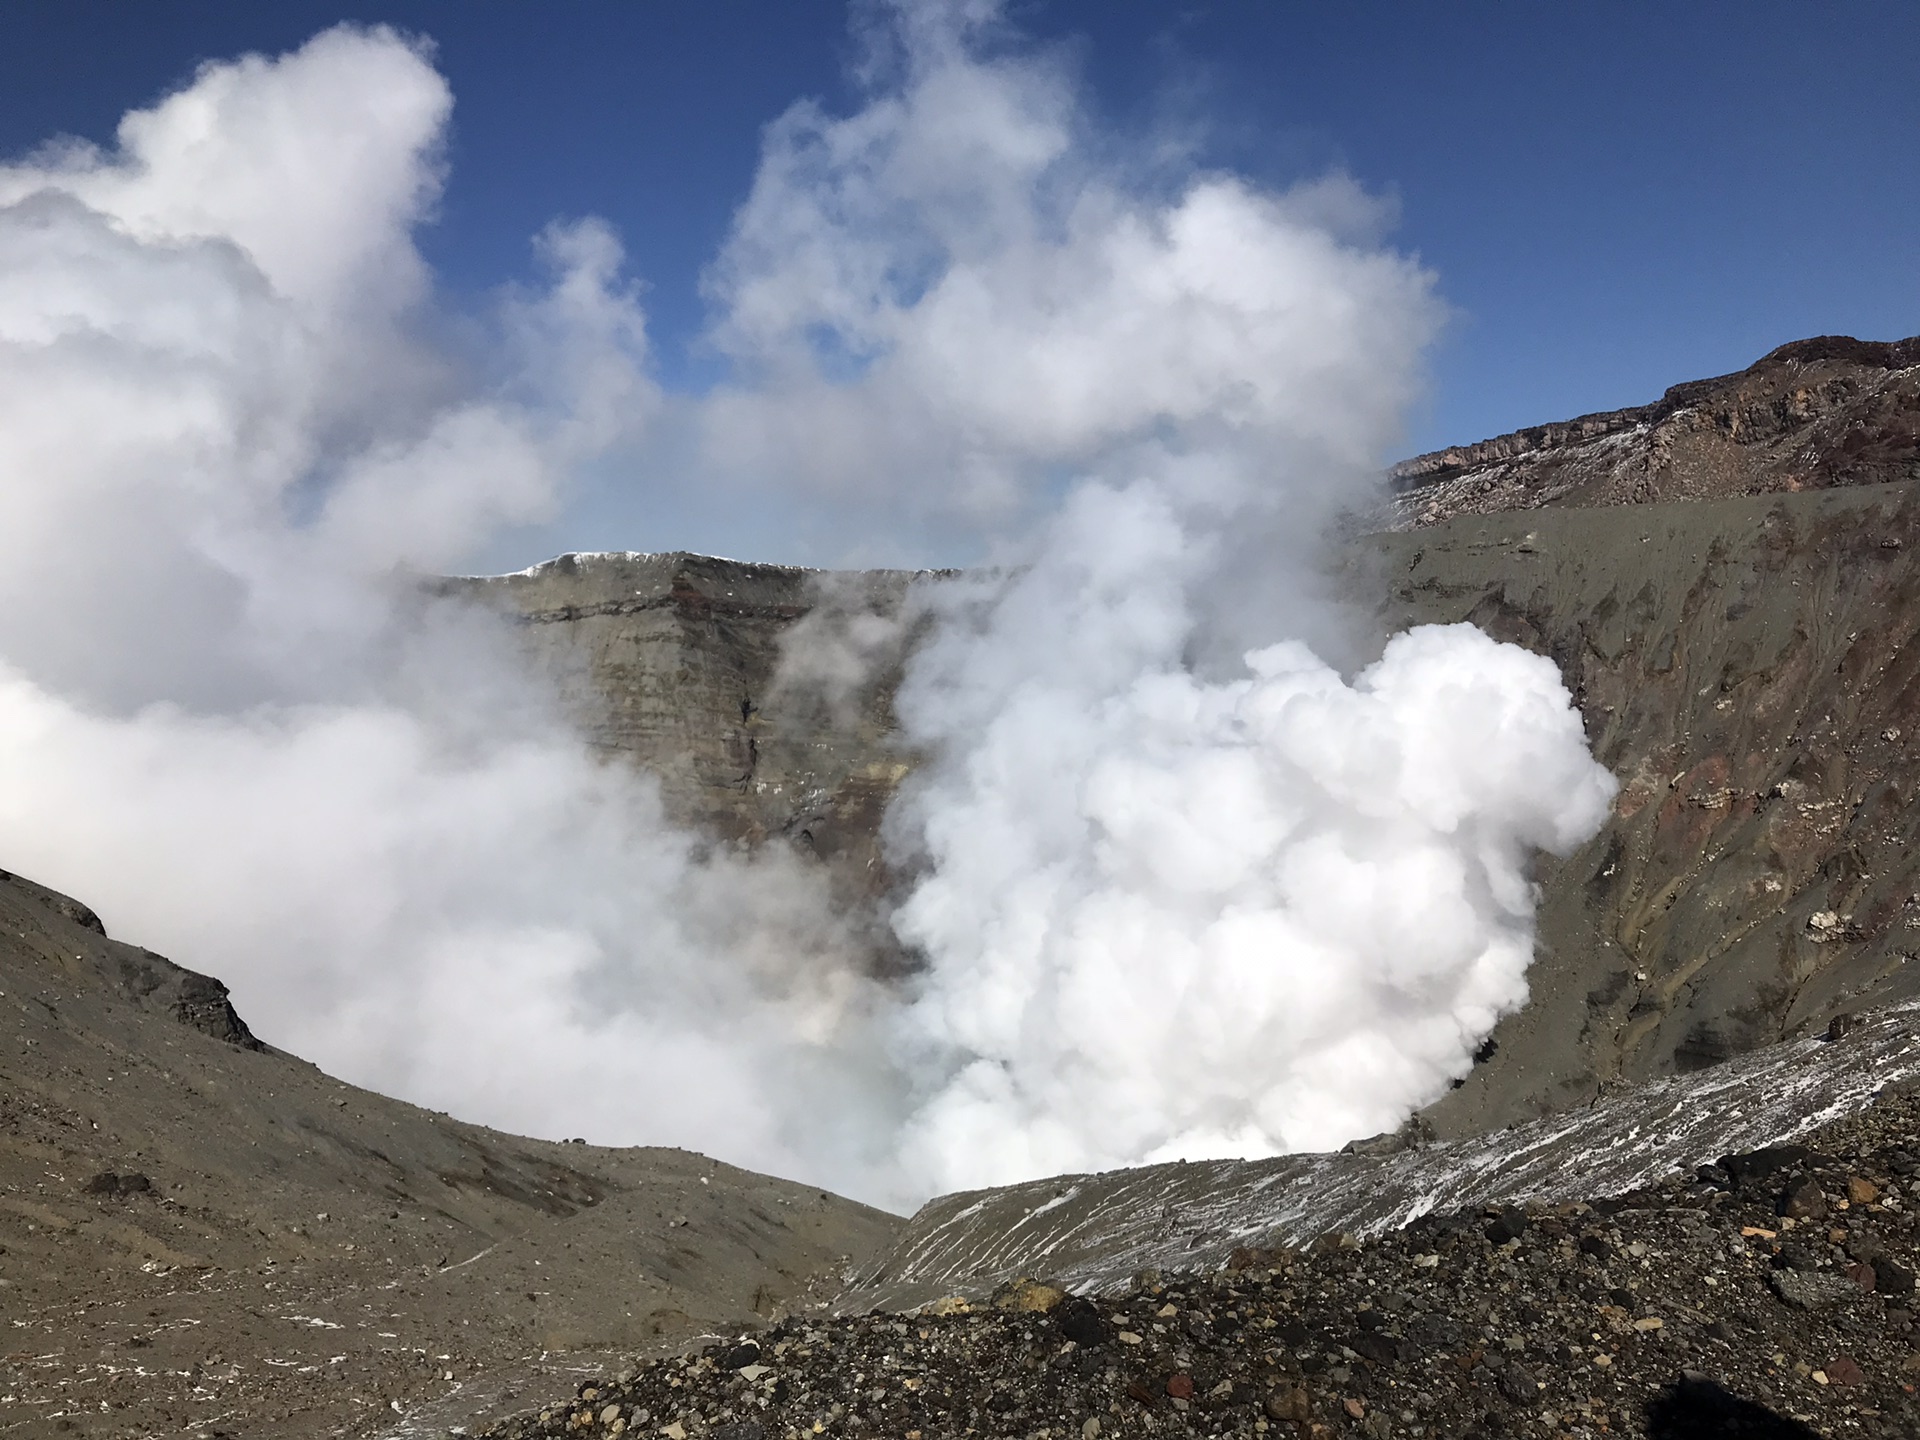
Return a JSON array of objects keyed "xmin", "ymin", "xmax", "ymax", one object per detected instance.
[{"xmin": 1390, "ymin": 334, "xmax": 1920, "ymax": 526}]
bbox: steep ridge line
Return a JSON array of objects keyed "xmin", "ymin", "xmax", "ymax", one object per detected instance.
[
  {"xmin": 839, "ymin": 1002, "xmax": 1920, "ymax": 1313},
  {"xmin": 1388, "ymin": 333, "xmax": 1920, "ymax": 527}
]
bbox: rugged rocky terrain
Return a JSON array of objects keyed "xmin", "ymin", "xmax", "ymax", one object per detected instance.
[
  {"xmin": 484, "ymin": 1080, "xmax": 1920, "ymax": 1440},
  {"xmin": 0, "ymin": 871, "xmax": 898, "ymax": 1439},
  {"xmin": 1388, "ymin": 335, "xmax": 1920, "ymax": 526},
  {"xmin": 839, "ymin": 1004, "xmax": 1920, "ymax": 1313}
]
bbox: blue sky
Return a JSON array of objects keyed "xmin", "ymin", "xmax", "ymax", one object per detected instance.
[{"xmin": 3, "ymin": 2, "xmax": 1916, "ymax": 540}]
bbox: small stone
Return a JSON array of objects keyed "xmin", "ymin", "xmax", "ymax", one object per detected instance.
[
  {"xmin": 1577, "ymin": 1234, "xmax": 1612, "ymax": 1261},
  {"xmin": 1056, "ymin": 1297, "xmax": 1111, "ymax": 1347},
  {"xmin": 1848, "ymin": 1176, "xmax": 1879, "ymax": 1205},
  {"xmin": 736, "ymin": 1365, "xmax": 770, "ymax": 1383},
  {"xmin": 1117, "ymin": 1331, "xmax": 1143, "ymax": 1345},
  {"xmin": 1344, "ymin": 1397, "xmax": 1366, "ymax": 1419},
  {"xmin": 1166, "ymin": 1373, "xmax": 1194, "ymax": 1400},
  {"xmin": 1081, "ymin": 1420, "xmax": 1101, "ymax": 1440},
  {"xmin": 1352, "ymin": 1332, "xmax": 1401, "ymax": 1365},
  {"xmin": 1779, "ymin": 1179, "xmax": 1827, "ymax": 1221},
  {"xmin": 1632, "ymin": 1316, "xmax": 1663, "ymax": 1331},
  {"xmin": 996, "ymin": 1278, "xmax": 1068, "ymax": 1314},
  {"xmin": 1875, "ymin": 1257, "xmax": 1918, "ymax": 1294},
  {"xmin": 1848, "ymin": 1262, "xmax": 1877, "ymax": 1292},
  {"xmin": 1265, "ymin": 1387, "xmax": 1313, "ymax": 1423},
  {"xmin": 1497, "ymin": 1363, "xmax": 1539, "ymax": 1404},
  {"xmin": 1770, "ymin": 1268, "xmax": 1859, "ymax": 1310},
  {"xmin": 1776, "ymin": 1242, "xmax": 1821, "ymax": 1271},
  {"xmin": 660, "ymin": 1424, "xmax": 687, "ymax": 1440},
  {"xmin": 1828, "ymin": 1012, "xmax": 1858, "ymax": 1041},
  {"xmin": 1484, "ymin": 1208, "xmax": 1529, "ymax": 1245},
  {"xmin": 1825, "ymin": 1355, "xmax": 1866, "ymax": 1386}
]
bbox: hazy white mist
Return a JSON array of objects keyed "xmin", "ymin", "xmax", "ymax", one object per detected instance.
[{"xmin": 0, "ymin": 2, "xmax": 1614, "ymax": 1208}]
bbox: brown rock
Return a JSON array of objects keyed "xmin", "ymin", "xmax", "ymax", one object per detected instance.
[
  {"xmin": 1779, "ymin": 1179, "xmax": 1828, "ymax": 1221},
  {"xmin": 1265, "ymin": 1386, "xmax": 1313, "ymax": 1424},
  {"xmin": 994, "ymin": 1278, "xmax": 1067, "ymax": 1314},
  {"xmin": 1825, "ymin": 1355, "xmax": 1866, "ymax": 1386},
  {"xmin": 1847, "ymin": 1176, "xmax": 1879, "ymax": 1205},
  {"xmin": 1165, "ymin": 1374, "xmax": 1194, "ymax": 1400}
]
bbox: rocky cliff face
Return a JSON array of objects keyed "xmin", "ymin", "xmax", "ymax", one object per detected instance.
[{"xmin": 438, "ymin": 551, "xmax": 932, "ymax": 922}]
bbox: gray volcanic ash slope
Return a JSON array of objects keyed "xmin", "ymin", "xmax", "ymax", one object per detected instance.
[{"xmin": 0, "ymin": 871, "xmax": 897, "ymax": 1439}]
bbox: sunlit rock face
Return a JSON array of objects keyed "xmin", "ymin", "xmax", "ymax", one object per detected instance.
[
  {"xmin": 1388, "ymin": 335, "xmax": 1920, "ymax": 526},
  {"xmin": 441, "ymin": 552, "xmax": 933, "ymax": 932}
]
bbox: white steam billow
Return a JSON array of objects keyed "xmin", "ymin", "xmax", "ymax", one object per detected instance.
[
  {"xmin": 0, "ymin": 3, "xmax": 1615, "ymax": 1208},
  {"xmin": 890, "ymin": 614, "xmax": 1614, "ymax": 1192}
]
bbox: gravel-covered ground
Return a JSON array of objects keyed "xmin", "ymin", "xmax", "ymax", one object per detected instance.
[{"xmin": 485, "ymin": 1092, "xmax": 1920, "ymax": 1440}]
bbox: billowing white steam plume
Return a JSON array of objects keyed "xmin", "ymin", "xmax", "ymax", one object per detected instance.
[
  {"xmin": 0, "ymin": 4, "xmax": 1615, "ymax": 1208},
  {"xmin": 704, "ymin": 2, "xmax": 1617, "ymax": 1193}
]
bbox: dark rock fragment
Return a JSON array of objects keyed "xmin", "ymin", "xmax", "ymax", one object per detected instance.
[
  {"xmin": 1776, "ymin": 1178, "xmax": 1826, "ymax": 1220},
  {"xmin": 1055, "ymin": 1297, "xmax": 1109, "ymax": 1347},
  {"xmin": 1350, "ymin": 1331, "xmax": 1401, "ymax": 1366},
  {"xmin": 1768, "ymin": 1268, "xmax": 1858, "ymax": 1309},
  {"xmin": 1484, "ymin": 1208, "xmax": 1529, "ymax": 1244},
  {"xmin": 1718, "ymin": 1145, "xmax": 1813, "ymax": 1190},
  {"xmin": 1873, "ymin": 1256, "xmax": 1917, "ymax": 1293},
  {"xmin": 83, "ymin": 1171, "xmax": 152, "ymax": 1198},
  {"xmin": 1496, "ymin": 1363, "xmax": 1538, "ymax": 1404},
  {"xmin": 718, "ymin": 1341, "xmax": 761, "ymax": 1370}
]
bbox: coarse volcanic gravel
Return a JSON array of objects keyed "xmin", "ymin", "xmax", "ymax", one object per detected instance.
[{"xmin": 483, "ymin": 1091, "xmax": 1920, "ymax": 1440}]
